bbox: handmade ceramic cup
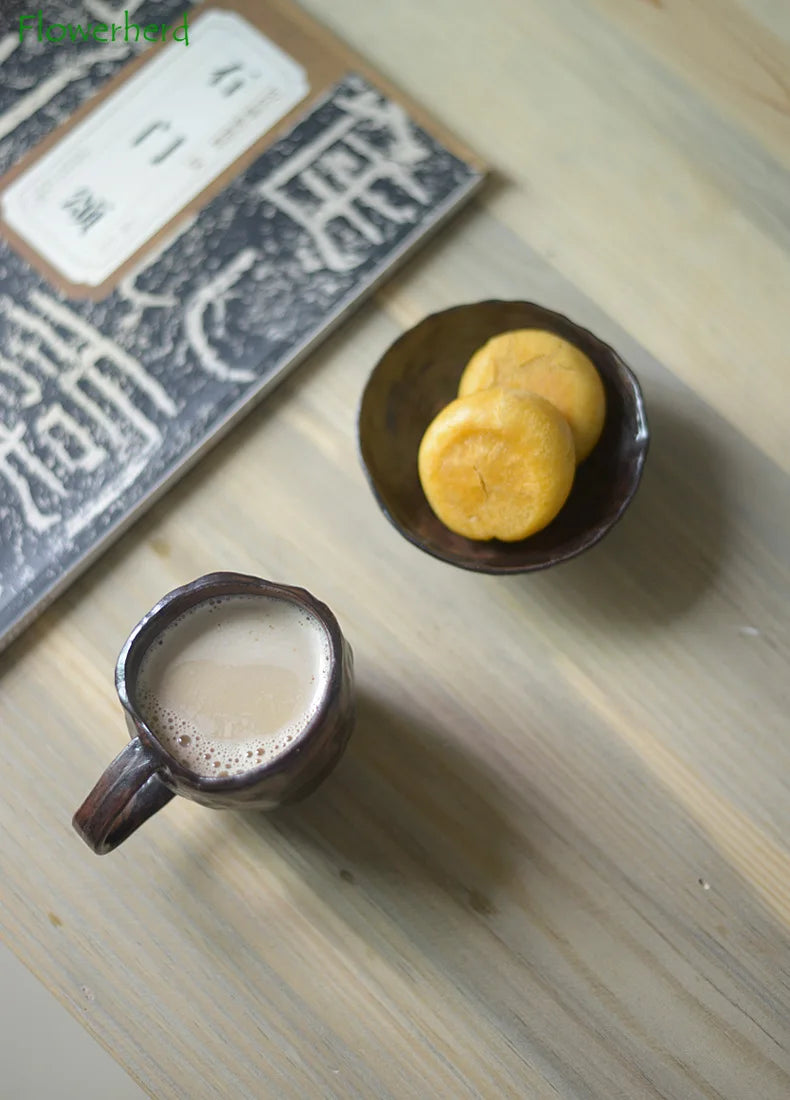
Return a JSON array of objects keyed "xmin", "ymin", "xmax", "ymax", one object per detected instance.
[{"xmin": 73, "ymin": 572, "xmax": 354, "ymax": 854}]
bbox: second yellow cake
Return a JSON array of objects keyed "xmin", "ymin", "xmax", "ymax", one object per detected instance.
[
  {"xmin": 417, "ymin": 387, "xmax": 575, "ymax": 542},
  {"xmin": 458, "ymin": 329, "xmax": 605, "ymax": 462}
]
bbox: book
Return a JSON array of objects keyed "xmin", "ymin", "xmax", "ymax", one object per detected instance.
[{"xmin": 0, "ymin": 0, "xmax": 484, "ymax": 652}]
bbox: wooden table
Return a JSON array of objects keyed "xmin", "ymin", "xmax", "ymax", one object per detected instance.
[{"xmin": 2, "ymin": 1, "xmax": 790, "ymax": 1096}]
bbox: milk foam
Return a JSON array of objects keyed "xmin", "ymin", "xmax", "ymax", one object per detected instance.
[{"xmin": 136, "ymin": 594, "xmax": 331, "ymax": 777}]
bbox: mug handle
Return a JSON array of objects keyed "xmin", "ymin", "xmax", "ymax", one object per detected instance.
[{"xmin": 73, "ymin": 738, "xmax": 174, "ymax": 855}]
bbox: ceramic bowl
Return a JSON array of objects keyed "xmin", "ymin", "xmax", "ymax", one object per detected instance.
[{"xmin": 358, "ymin": 300, "xmax": 649, "ymax": 573}]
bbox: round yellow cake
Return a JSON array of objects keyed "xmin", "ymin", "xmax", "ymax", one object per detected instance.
[
  {"xmin": 417, "ymin": 387, "xmax": 575, "ymax": 541},
  {"xmin": 458, "ymin": 329, "xmax": 605, "ymax": 462}
]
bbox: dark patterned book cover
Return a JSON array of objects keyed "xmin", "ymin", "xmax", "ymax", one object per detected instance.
[{"xmin": 0, "ymin": 0, "xmax": 483, "ymax": 650}]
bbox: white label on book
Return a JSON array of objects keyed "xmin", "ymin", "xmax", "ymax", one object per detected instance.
[{"xmin": 1, "ymin": 10, "xmax": 309, "ymax": 286}]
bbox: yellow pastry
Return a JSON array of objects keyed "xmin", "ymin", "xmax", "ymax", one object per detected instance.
[
  {"xmin": 458, "ymin": 329, "xmax": 606, "ymax": 462},
  {"xmin": 418, "ymin": 387, "xmax": 575, "ymax": 541}
]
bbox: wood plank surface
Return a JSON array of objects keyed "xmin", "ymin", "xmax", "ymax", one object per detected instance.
[{"xmin": 2, "ymin": 0, "xmax": 790, "ymax": 1097}]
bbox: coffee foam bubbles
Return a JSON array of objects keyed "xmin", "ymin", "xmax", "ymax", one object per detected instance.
[{"xmin": 136, "ymin": 593, "xmax": 332, "ymax": 778}]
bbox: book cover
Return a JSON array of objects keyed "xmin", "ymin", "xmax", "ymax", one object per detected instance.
[{"xmin": 0, "ymin": 0, "xmax": 484, "ymax": 651}]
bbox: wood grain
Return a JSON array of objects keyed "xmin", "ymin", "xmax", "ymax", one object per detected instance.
[{"xmin": 2, "ymin": 1, "xmax": 790, "ymax": 1097}]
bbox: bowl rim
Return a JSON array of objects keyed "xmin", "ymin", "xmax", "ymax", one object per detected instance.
[{"xmin": 357, "ymin": 299, "xmax": 650, "ymax": 574}]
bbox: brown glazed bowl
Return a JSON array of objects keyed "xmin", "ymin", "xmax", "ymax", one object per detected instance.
[{"xmin": 358, "ymin": 301, "xmax": 649, "ymax": 573}]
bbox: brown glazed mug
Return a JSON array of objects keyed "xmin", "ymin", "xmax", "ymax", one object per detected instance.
[{"xmin": 73, "ymin": 572, "xmax": 355, "ymax": 855}]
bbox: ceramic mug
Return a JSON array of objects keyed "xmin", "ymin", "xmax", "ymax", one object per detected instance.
[{"xmin": 73, "ymin": 572, "xmax": 355, "ymax": 854}]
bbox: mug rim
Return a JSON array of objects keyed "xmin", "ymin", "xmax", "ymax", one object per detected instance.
[{"xmin": 115, "ymin": 571, "xmax": 345, "ymax": 794}]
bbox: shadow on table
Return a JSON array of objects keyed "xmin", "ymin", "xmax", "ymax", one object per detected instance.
[
  {"xmin": 206, "ymin": 688, "xmax": 525, "ymax": 924},
  {"xmin": 525, "ymin": 399, "xmax": 732, "ymax": 628}
]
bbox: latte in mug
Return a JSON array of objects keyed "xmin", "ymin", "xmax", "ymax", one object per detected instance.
[{"xmin": 136, "ymin": 593, "xmax": 332, "ymax": 777}]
